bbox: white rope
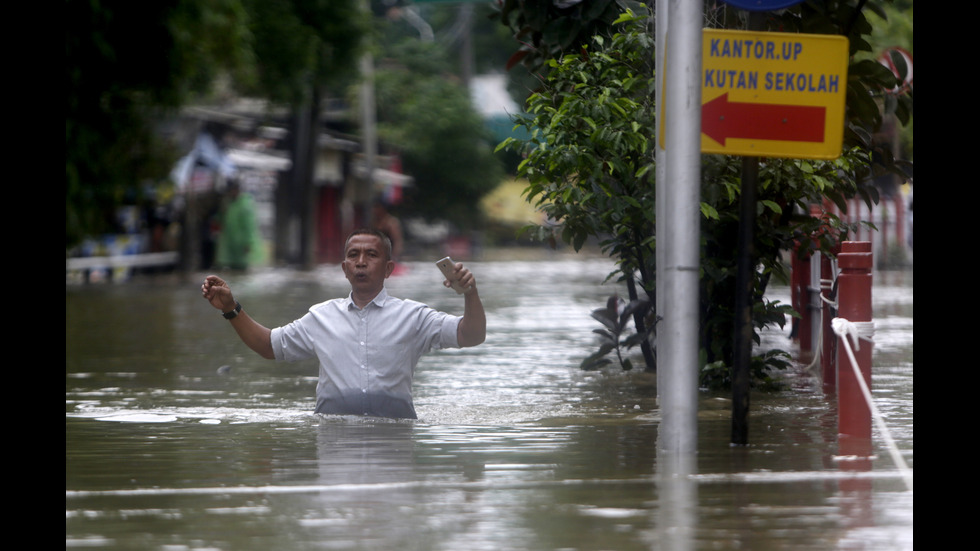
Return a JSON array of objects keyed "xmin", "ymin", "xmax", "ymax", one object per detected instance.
[
  {"xmin": 802, "ymin": 325, "xmax": 821, "ymax": 371},
  {"xmin": 800, "ymin": 278, "xmax": 837, "ymax": 371},
  {"xmin": 818, "ymin": 278, "xmax": 837, "ymax": 308},
  {"xmin": 831, "ymin": 317, "xmax": 913, "ymax": 492},
  {"xmin": 831, "ymin": 318, "xmax": 874, "ymax": 352}
]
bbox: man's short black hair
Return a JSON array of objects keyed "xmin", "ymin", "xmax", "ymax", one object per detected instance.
[{"xmin": 345, "ymin": 229, "xmax": 393, "ymax": 261}]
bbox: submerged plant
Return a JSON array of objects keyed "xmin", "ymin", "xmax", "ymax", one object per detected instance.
[
  {"xmin": 581, "ymin": 295, "xmax": 657, "ymax": 371},
  {"xmin": 699, "ymin": 349, "xmax": 794, "ymax": 390}
]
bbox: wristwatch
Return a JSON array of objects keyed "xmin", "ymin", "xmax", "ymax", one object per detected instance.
[{"xmin": 222, "ymin": 302, "xmax": 242, "ymax": 319}]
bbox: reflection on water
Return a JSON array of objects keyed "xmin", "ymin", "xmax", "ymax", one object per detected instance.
[{"xmin": 67, "ymin": 257, "xmax": 912, "ymax": 550}]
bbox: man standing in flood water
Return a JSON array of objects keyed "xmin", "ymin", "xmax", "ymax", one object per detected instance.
[{"xmin": 201, "ymin": 229, "xmax": 486, "ymax": 419}]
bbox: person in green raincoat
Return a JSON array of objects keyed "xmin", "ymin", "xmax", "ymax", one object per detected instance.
[{"xmin": 216, "ymin": 181, "xmax": 261, "ymax": 270}]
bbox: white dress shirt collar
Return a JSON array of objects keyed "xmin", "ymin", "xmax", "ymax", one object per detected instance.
[{"xmin": 345, "ymin": 287, "xmax": 390, "ymax": 311}]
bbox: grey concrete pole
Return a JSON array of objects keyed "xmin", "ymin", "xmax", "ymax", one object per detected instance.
[{"xmin": 658, "ymin": 0, "xmax": 702, "ymax": 456}]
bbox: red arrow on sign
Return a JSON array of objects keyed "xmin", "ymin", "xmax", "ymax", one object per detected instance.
[{"xmin": 702, "ymin": 93, "xmax": 826, "ymax": 146}]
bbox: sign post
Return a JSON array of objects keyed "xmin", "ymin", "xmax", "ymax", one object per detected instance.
[{"xmin": 693, "ymin": 26, "xmax": 850, "ymax": 445}]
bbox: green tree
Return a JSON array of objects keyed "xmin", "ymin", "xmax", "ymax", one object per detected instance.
[
  {"xmin": 358, "ymin": 8, "xmax": 504, "ymax": 231},
  {"xmin": 65, "ymin": 0, "xmax": 368, "ymax": 261},
  {"xmin": 499, "ymin": 2, "xmax": 911, "ymax": 383},
  {"xmin": 241, "ymin": 0, "xmax": 367, "ymax": 266},
  {"xmin": 863, "ymin": 0, "xmax": 913, "ymax": 159},
  {"xmin": 66, "ymin": 0, "xmax": 253, "ymax": 249},
  {"xmin": 493, "ymin": 0, "xmax": 639, "ymax": 99},
  {"xmin": 369, "ymin": 19, "xmax": 504, "ymax": 231},
  {"xmin": 502, "ymin": 14, "xmax": 660, "ymax": 370},
  {"xmin": 242, "ymin": 0, "xmax": 365, "ymax": 106}
]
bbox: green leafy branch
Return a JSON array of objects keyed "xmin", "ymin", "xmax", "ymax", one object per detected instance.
[{"xmin": 581, "ymin": 295, "xmax": 658, "ymax": 371}]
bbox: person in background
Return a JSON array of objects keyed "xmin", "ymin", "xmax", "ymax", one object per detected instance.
[
  {"xmin": 372, "ymin": 200, "xmax": 404, "ymax": 262},
  {"xmin": 215, "ymin": 180, "xmax": 260, "ymax": 270}
]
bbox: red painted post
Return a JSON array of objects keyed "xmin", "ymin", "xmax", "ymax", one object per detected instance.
[{"xmin": 836, "ymin": 241, "xmax": 873, "ymax": 457}]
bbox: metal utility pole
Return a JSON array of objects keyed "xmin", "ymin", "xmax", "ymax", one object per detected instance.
[{"xmin": 657, "ymin": 0, "xmax": 702, "ymax": 456}]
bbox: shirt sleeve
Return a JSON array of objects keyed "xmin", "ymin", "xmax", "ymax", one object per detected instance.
[
  {"xmin": 270, "ymin": 315, "xmax": 317, "ymax": 362},
  {"xmin": 438, "ymin": 313, "xmax": 463, "ymax": 350},
  {"xmin": 402, "ymin": 299, "xmax": 462, "ymax": 353}
]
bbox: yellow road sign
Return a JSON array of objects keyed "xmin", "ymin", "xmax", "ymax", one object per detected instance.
[{"xmin": 699, "ymin": 29, "xmax": 849, "ymax": 159}]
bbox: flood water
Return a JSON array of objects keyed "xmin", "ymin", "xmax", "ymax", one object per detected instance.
[{"xmin": 66, "ymin": 255, "xmax": 913, "ymax": 550}]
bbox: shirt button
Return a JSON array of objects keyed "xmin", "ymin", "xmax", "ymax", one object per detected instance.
[
  {"xmin": 362, "ymin": 388, "xmax": 367, "ymax": 393},
  {"xmin": 360, "ymin": 341, "xmax": 365, "ymax": 346}
]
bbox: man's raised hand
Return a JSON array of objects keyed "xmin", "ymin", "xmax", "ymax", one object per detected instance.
[{"xmin": 202, "ymin": 275, "xmax": 236, "ymax": 312}]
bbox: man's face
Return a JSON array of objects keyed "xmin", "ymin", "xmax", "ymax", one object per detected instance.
[{"xmin": 342, "ymin": 234, "xmax": 394, "ymax": 296}]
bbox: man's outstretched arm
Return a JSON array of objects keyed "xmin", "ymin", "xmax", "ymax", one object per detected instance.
[
  {"xmin": 201, "ymin": 275, "xmax": 275, "ymax": 359},
  {"xmin": 448, "ymin": 263, "xmax": 486, "ymax": 348}
]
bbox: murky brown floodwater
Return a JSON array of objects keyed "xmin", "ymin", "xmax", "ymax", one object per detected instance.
[{"xmin": 67, "ymin": 257, "xmax": 912, "ymax": 550}]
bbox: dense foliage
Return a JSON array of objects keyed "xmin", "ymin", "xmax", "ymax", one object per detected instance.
[
  {"xmin": 66, "ymin": 0, "xmax": 504, "ymax": 248},
  {"xmin": 243, "ymin": 0, "xmax": 366, "ymax": 105},
  {"xmin": 501, "ymin": 10, "xmax": 660, "ymax": 371},
  {"xmin": 498, "ymin": 1, "xmax": 912, "ymax": 385},
  {"xmin": 66, "ymin": 0, "xmax": 253, "ymax": 248},
  {"xmin": 371, "ymin": 37, "xmax": 504, "ymax": 230}
]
